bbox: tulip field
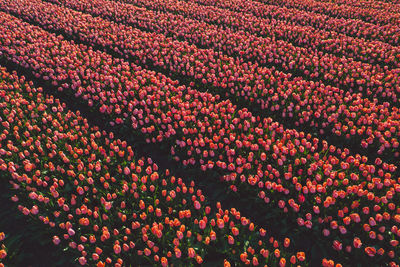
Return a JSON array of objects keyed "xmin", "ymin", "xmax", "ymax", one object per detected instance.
[{"xmin": 1, "ymin": 0, "xmax": 400, "ymax": 266}]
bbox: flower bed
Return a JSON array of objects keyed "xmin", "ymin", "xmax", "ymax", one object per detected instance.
[
  {"xmin": 3, "ymin": 0, "xmax": 400, "ymax": 161},
  {"xmin": 119, "ymin": 0, "xmax": 400, "ymax": 68},
  {"xmin": 189, "ymin": 0, "xmax": 400, "ymax": 46},
  {"xmin": 0, "ymin": 12, "xmax": 399, "ymax": 265},
  {"xmin": 0, "ymin": 67, "xmax": 303, "ymax": 266},
  {"xmin": 253, "ymin": 0, "xmax": 400, "ymax": 25},
  {"xmin": 47, "ymin": 0, "xmax": 400, "ymax": 94}
]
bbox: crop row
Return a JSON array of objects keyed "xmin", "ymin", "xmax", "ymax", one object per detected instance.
[
  {"xmin": 51, "ymin": 0, "xmax": 400, "ymax": 89},
  {"xmin": 118, "ymin": 0, "xmax": 400, "ymax": 69},
  {"xmin": 182, "ymin": 0, "xmax": 400, "ymax": 46},
  {"xmin": 0, "ymin": 12, "xmax": 399, "ymax": 265},
  {"xmin": 318, "ymin": 0, "xmax": 400, "ymax": 13},
  {"xmin": 5, "ymin": 0, "xmax": 400, "ymax": 162},
  {"xmin": 228, "ymin": 0, "xmax": 400, "ymax": 26},
  {"xmin": 0, "ymin": 67, "xmax": 306, "ymax": 266}
]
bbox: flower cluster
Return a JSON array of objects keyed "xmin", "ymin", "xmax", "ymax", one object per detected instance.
[
  {"xmin": 0, "ymin": 12, "xmax": 399, "ymax": 265},
  {"xmin": 0, "ymin": 232, "xmax": 6, "ymax": 267},
  {"xmin": 322, "ymin": 258, "xmax": 343, "ymax": 267},
  {"xmin": 0, "ymin": 67, "xmax": 303, "ymax": 266},
  {"xmin": 3, "ymin": 1, "xmax": 400, "ymax": 161}
]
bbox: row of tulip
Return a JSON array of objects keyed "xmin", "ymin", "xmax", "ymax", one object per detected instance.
[
  {"xmin": 5, "ymin": 0, "xmax": 400, "ymax": 162},
  {"xmin": 118, "ymin": 0, "xmax": 400, "ymax": 69},
  {"xmin": 384, "ymin": 0, "xmax": 400, "ymax": 3},
  {"xmin": 240, "ymin": 0, "xmax": 400, "ymax": 26},
  {"xmin": 184, "ymin": 0, "xmax": 400, "ymax": 46},
  {"xmin": 0, "ymin": 232, "xmax": 5, "ymax": 267},
  {"xmin": 50, "ymin": 0, "xmax": 400, "ymax": 92},
  {"xmin": 0, "ymin": 67, "xmax": 305, "ymax": 266},
  {"xmin": 318, "ymin": 0, "xmax": 400, "ymax": 12},
  {"xmin": 0, "ymin": 13, "xmax": 399, "ymax": 265}
]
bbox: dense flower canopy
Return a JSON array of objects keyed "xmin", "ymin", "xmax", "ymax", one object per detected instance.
[
  {"xmin": 0, "ymin": 67, "xmax": 305, "ymax": 266},
  {"xmin": 0, "ymin": 0, "xmax": 399, "ymax": 265},
  {"xmin": 3, "ymin": 0, "xmax": 400, "ymax": 162}
]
